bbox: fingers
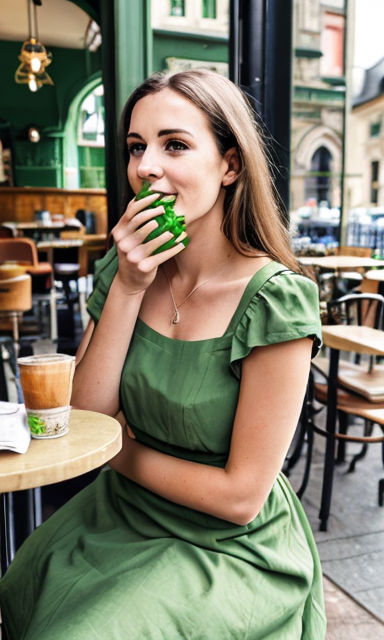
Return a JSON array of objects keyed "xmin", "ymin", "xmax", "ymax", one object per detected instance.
[
  {"xmin": 135, "ymin": 236, "xmax": 187, "ymax": 274},
  {"xmin": 113, "ymin": 204, "xmax": 164, "ymax": 245},
  {"xmin": 116, "ymin": 192, "xmax": 160, "ymax": 229}
]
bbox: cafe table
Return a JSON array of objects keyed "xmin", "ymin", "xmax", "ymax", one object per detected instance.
[
  {"xmin": 37, "ymin": 238, "xmax": 84, "ymax": 267},
  {"xmin": 0, "ymin": 409, "xmax": 122, "ymax": 574},
  {"xmin": 317, "ymin": 324, "xmax": 384, "ymax": 530},
  {"xmin": 298, "ymin": 255, "xmax": 384, "ymax": 270},
  {"xmin": 2, "ymin": 220, "xmax": 82, "ymax": 241}
]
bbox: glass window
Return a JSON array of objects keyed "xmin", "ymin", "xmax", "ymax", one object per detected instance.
[
  {"xmin": 77, "ymin": 84, "xmax": 105, "ymax": 188},
  {"xmin": 321, "ymin": 12, "xmax": 344, "ymax": 77},
  {"xmin": 370, "ymin": 121, "xmax": 381, "ymax": 137},
  {"xmin": 371, "ymin": 160, "xmax": 379, "ymax": 204},
  {"xmin": 170, "ymin": 0, "xmax": 185, "ymax": 17},
  {"xmin": 78, "ymin": 84, "xmax": 105, "ymax": 147},
  {"xmin": 202, "ymin": 0, "xmax": 216, "ymax": 19}
]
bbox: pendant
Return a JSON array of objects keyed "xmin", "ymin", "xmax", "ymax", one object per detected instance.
[{"xmin": 172, "ymin": 309, "xmax": 180, "ymax": 324}]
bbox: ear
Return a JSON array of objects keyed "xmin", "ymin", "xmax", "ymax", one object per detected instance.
[{"xmin": 222, "ymin": 147, "xmax": 240, "ymax": 187}]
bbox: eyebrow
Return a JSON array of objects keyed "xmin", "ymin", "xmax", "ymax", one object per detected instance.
[{"xmin": 126, "ymin": 128, "xmax": 194, "ymax": 140}]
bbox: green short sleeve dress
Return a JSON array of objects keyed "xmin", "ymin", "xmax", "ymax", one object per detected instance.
[{"xmin": 0, "ymin": 246, "xmax": 327, "ymax": 640}]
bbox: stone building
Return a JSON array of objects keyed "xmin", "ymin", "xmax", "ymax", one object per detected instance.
[
  {"xmin": 346, "ymin": 57, "xmax": 384, "ymax": 209},
  {"xmin": 291, "ymin": 0, "xmax": 346, "ymax": 212}
]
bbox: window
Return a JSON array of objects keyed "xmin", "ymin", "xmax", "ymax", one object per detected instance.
[
  {"xmin": 371, "ymin": 160, "xmax": 379, "ymax": 204},
  {"xmin": 370, "ymin": 122, "xmax": 381, "ymax": 137},
  {"xmin": 202, "ymin": 0, "xmax": 216, "ymax": 19},
  {"xmin": 170, "ymin": 0, "xmax": 185, "ymax": 17},
  {"xmin": 305, "ymin": 146, "xmax": 333, "ymax": 206},
  {"xmin": 78, "ymin": 85, "xmax": 104, "ymax": 147},
  {"xmin": 77, "ymin": 84, "xmax": 105, "ymax": 188},
  {"xmin": 321, "ymin": 12, "xmax": 344, "ymax": 77}
]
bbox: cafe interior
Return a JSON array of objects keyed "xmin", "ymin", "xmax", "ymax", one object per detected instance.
[{"xmin": 1, "ymin": 0, "xmax": 384, "ymax": 636}]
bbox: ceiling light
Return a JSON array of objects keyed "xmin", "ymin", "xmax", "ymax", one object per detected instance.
[{"xmin": 15, "ymin": 0, "xmax": 54, "ymax": 92}]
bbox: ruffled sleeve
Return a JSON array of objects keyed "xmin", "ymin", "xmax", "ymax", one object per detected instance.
[
  {"xmin": 86, "ymin": 245, "xmax": 119, "ymax": 323},
  {"xmin": 230, "ymin": 271, "xmax": 322, "ymax": 379}
]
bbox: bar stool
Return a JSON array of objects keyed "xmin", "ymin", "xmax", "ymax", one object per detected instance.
[{"xmin": 0, "ymin": 274, "xmax": 32, "ymax": 357}]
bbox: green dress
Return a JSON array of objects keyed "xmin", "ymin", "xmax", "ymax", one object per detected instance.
[{"xmin": 0, "ymin": 248, "xmax": 326, "ymax": 639}]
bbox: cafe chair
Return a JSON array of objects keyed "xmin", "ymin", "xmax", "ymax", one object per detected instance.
[
  {"xmin": 0, "ymin": 238, "xmax": 52, "ymax": 292},
  {"xmin": 304, "ymin": 294, "xmax": 384, "ymax": 530},
  {"xmin": 75, "ymin": 209, "xmax": 96, "ymax": 234},
  {"xmin": 0, "ymin": 238, "xmax": 57, "ymax": 341},
  {"xmin": 0, "ymin": 274, "xmax": 32, "ymax": 356},
  {"xmin": 312, "ymin": 327, "xmax": 384, "ymax": 531},
  {"xmin": 0, "ymin": 225, "xmax": 15, "ymax": 238},
  {"xmin": 312, "ymin": 292, "xmax": 384, "ymax": 465}
]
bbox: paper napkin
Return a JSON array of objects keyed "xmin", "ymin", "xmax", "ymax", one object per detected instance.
[{"xmin": 0, "ymin": 402, "xmax": 31, "ymax": 454}]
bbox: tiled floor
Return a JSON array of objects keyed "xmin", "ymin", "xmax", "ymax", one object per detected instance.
[{"xmin": 324, "ymin": 576, "xmax": 384, "ymax": 639}]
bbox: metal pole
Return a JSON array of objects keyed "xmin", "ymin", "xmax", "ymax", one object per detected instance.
[{"xmin": 229, "ymin": 0, "xmax": 293, "ymax": 221}]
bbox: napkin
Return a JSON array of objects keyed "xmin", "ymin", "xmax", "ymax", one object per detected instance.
[{"xmin": 0, "ymin": 402, "xmax": 31, "ymax": 453}]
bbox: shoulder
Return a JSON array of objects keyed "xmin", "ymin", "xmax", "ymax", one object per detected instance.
[{"xmin": 230, "ymin": 265, "xmax": 322, "ymax": 377}]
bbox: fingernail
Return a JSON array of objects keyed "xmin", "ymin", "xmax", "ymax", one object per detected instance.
[{"xmin": 176, "ymin": 232, "xmax": 187, "ymax": 243}]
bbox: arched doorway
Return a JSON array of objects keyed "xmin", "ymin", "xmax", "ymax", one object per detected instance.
[
  {"xmin": 62, "ymin": 74, "xmax": 104, "ymax": 189},
  {"xmin": 305, "ymin": 146, "xmax": 332, "ymax": 206}
]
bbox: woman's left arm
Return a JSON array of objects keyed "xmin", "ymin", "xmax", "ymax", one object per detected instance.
[{"xmin": 110, "ymin": 337, "xmax": 312, "ymax": 525}]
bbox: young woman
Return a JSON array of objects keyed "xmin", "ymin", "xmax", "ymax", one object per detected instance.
[{"xmin": 0, "ymin": 70, "xmax": 326, "ymax": 639}]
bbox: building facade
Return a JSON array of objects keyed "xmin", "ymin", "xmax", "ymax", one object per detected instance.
[{"xmin": 291, "ymin": 0, "xmax": 346, "ymax": 212}]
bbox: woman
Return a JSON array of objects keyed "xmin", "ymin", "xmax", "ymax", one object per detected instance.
[{"xmin": 0, "ymin": 70, "xmax": 326, "ymax": 639}]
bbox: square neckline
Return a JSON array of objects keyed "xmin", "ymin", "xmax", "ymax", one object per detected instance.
[{"xmin": 136, "ymin": 261, "xmax": 288, "ymax": 346}]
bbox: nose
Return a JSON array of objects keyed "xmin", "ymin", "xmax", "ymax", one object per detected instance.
[{"xmin": 137, "ymin": 147, "xmax": 164, "ymax": 180}]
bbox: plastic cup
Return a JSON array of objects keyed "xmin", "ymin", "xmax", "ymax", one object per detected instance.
[{"xmin": 18, "ymin": 354, "xmax": 75, "ymax": 439}]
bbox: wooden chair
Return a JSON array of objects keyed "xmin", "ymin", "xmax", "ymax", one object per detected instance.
[
  {"xmin": 337, "ymin": 246, "xmax": 372, "ymax": 257},
  {"xmin": 0, "ymin": 274, "xmax": 32, "ymax": 355},
  {"xmin": 0, "ymin": 238, "xmax": 56, "ymax": 341},
  {"xmin": 0, "ymin": 238, "xmax": 52, "ymax": 288},
  {"xmin": 312, "ymin": 293, "xmax": 384, "ymax": 472},
  {"xmin": 314, "ymin": 325, "xmax": 384, "ymax": 531}
]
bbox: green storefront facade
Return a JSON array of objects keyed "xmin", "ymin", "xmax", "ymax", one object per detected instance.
[{"xmin": 0, "ymin": 1, "xmax": 228, "ymax": 191}]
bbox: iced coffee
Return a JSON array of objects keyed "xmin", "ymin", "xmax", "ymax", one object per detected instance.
[{"xmin": 18, "ymin": 354, "xmax": 75, "ymax": 438}]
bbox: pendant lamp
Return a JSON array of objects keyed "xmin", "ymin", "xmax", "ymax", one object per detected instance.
[{"xmin": 15, "ymin": 0, "xmax": 54, "ymax": 92}]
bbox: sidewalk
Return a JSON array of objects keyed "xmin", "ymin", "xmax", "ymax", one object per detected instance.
[{"xmin": 324, "ymin": 576, "xmax": 384, "ymax": 639}]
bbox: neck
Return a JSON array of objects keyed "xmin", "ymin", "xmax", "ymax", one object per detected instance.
[{"xmin": 167, "ymin": 212, "xmax": 237, "ymax": 287}]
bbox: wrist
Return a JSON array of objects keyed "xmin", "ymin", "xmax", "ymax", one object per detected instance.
[{"xmin": 113, "ymin": 272, "xmax": 146, "ymax": 299}]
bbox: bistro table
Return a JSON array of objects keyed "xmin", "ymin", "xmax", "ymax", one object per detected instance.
[
  {"xmin": 2, "ymin": 220, "xmax": 83, "ymax": 241},
  {"xmin": 37, "ymin": 238, "xmax": 84, "ymax": 267},
  {"xmin": 298, "ymin": 255, "xmax": 384, "ymax": 300},
  {"xmin": 317, "ymin": 325, "xmax": 384, "ymax": 530},
  {"xmin": 299, "ymin": 255, "xmax": 384, "ymax": 270},
  {"xmin": 0, "ymin": 409, "xmax": 122, "ymax": 574}
]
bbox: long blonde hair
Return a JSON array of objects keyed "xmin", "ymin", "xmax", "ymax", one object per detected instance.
[{"xmin": 120, "ymin": 69, "xmax": 299, "ymax": 272}]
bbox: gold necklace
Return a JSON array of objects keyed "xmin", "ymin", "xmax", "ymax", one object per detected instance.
[{"xmin": 162, "ymin": 268, "xmax": 214, "ymax": 324}]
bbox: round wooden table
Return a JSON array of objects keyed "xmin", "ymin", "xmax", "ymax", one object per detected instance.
[
  {"xmin": 364, "ymin": 269, "xmax": 384, "ymax": 282},
  {"xmin": 1, "ymin": 409, "xmax": 122, "ymax": 573},
  {"xmin": 299, "ymin": 256, "xmax": 384, "ymax": 270}
]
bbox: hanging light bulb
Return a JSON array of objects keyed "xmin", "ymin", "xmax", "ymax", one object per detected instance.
[
  {"xmin": 14, "ymin": 1, "xmax": 54, "ymax": 92},
  {"xmin": 28, "ymin": 73, "xmax": 38, "ymax": 92},
  {"xmin": 30, "ymin": 56, "xmax": 41, "ymax": 73}
]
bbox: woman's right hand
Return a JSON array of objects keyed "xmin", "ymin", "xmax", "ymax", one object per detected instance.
[{"xmin": 112, "ymin": 192, "xmax": 186, "ymax": 295}]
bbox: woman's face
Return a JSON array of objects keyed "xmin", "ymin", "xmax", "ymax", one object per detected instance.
[{"xmin": 126, "ymin": 88, "xmax": 233, "ymax": 227}]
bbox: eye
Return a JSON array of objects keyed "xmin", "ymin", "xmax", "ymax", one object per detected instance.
[
  {"xmin": 127, "ymin": 142, "xmax": 146, "ymax": 156},
  {"xmin": 165, "ymin": 139, "xmax": 189, "ymax": 152}
]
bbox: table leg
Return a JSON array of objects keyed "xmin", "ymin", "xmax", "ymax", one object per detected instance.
[
  {"xmin": 319, "ymin": 348, "xmax": 340, "ymax": 531},
  {"xmin": 49, "ymin": 287, "xmax": 58, "ymax": 342},
  {"xmin": 27, "ymin": 488, "xmax": 42, "ymax": 534},
  {"xmin": 0, "ymin": 493, "xmax": 16, "ymax": 575}
]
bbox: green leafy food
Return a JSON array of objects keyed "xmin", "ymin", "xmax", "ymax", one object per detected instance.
[
  {"xmin": 135, "ymin": 180, "xmax": 189, "ymax": 254},
  {"xmin": 28, "ymin": 414, "xmax": 46, "ymax": 435}
]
